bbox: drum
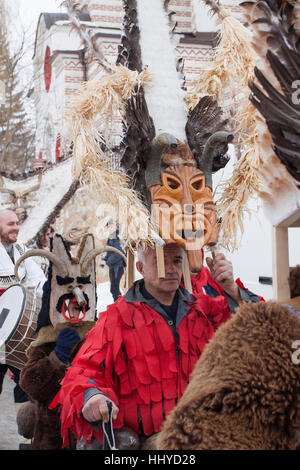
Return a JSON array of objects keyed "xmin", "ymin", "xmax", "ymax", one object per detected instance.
[{"xmin": 0, "ymin": 285, "xmax": 41, "ymax": 369}]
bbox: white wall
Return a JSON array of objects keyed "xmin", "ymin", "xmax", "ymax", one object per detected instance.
[
  {"xmin": 211, "ymin": 145, "xmax": 300, "ymax": 300},
  {"xmin": 192, "ymin": 0, "xmax": 218, "ymax": 32}
]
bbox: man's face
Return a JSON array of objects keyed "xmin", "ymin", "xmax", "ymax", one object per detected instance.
[
  {"xmin": 41, "ymin": 229, "xmax": 51, "ymax": 248},
  {"xmin": 0, "ymin": 212, "xmax": 19, "ymax": 245},
  {"xmin": 136, "ymin": 243, "xmax": 184, "ymax": 297},
  {"xmin": 107, "ymin": 222, "xmax": 117, "ymax": 237}
]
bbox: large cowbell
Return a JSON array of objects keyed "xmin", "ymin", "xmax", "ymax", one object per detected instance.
[{"xmin": 144, "ymin": 133, "xmax": 225, "ymax": 272}]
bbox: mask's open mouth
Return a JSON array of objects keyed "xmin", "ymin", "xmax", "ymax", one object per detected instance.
[
  {"xmin": 176, "ymin": 229, "xmax": 205, "ymax": 239},
  {"xmin": 62, "ymin": 298, "xmax": 86, "ymax": 323}
]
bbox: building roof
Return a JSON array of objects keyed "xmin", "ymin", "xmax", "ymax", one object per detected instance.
[
  {"xmin": 42, "ymin": 12, "xmax": 91, "ymax": 29},
  {"xmin": 33, "ymin": 11, "xmax": 91, "ymax": 59}
]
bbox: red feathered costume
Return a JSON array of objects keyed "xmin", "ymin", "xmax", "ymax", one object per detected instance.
[{"xmin": 50, "ymin": 287, "xmax": 231, "ymax": 447}]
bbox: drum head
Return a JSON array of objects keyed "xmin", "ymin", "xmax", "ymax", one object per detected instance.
[{"xmin": 0, "ymin": 285, "xmax": 25, "ymax": 348}]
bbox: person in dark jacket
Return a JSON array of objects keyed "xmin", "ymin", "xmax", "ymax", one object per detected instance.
[{"xmin": 100, "ymin": 221, "xmax": 126, "ymax": 302}]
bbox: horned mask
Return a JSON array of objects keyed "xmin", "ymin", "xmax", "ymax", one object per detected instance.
[
  {"xmin": 145, "ymin": 132, "xmax": 233, "ymax": 272},
  {"xmin": 15, "ymin": 234, "xmax": 127, "ymax": 327}
]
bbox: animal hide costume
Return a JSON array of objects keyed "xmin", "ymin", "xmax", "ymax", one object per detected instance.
[
  {"xmin": 288, "ymin": 265, "xmax": 300, "ymax": 311},
  {"xmin": 158, "ymin": 300, "xmax": 300, "ymax": 450}
]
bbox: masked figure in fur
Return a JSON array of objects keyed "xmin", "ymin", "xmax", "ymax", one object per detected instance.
[
  {"xmin": 17, "ymin": 234, "xmax": 120, "ymax": 450},
  {"xmin": 158, "ymin": 300, "xmax": 300, "ymax": 450}
]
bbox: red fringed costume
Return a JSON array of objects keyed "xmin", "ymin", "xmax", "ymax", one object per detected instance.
[
  {"xmin": 190, "ymin": 267, "xmax": 265, "ymax": 305},
  {"xmin": 50, "ymin": 292, "xmax": 231, "ymax": 447},
  {"xmin": 191, "ymin": 267, "xmax": 225, "ymax": 296}
]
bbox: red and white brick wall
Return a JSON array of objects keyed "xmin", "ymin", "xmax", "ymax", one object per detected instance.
[
  {"xmin": 176, "ymin": 41, "xmax": 214, "ymax": 91},
  {"xmin": 86, "ymin": 0, "xmax": 123, "ymax": 27},
  {"xmin": 221, "ymin": 0, "xmax": 246, "ymax": 22},
  {"xmin": 168, "ymin": 0, "xmax": 195, "ymax": 33}
]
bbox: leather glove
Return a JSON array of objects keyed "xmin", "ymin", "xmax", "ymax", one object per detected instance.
[{"xmin": 54, "ymin": 328, "xmax": 80, "ymax": 363}]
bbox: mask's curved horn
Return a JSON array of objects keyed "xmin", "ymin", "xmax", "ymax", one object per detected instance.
[
  {"xmin": 145, "ymin": 133, "xmax": 178, "ymax": 189},
  {"xmin": 0, "ymin": 187, "xmax": 15, "ymax": 195},
  {"xmin": 14, "ymin": 249, "xmax": 68, "ymax": 280},
  {"xmin": 199, "ymin": 131, "xmax": 234, "ymax": 189},
  {"xmin": 81, "ymin": 246, "xmax": 127, "ymax": 276}
]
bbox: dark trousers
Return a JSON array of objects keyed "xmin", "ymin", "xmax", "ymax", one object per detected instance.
[
  {"xmin": 109, "ymin": 266, "xmax": 124, "ymax": 301},
  {"xmin": 0, "ymin": 364, "xmax": 29, "ymax": 403}
]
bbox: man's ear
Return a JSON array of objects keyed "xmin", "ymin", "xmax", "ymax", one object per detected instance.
[{"xmin": 136, "ymin": 261, "xmax": 144, "ymax": 276}]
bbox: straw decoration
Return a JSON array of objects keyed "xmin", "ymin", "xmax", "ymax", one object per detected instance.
[
  {"xmin": 186, "ymin": 1, "xmax": 264, "ymax": 251},
  {"xmin": 67, "ymin": 65, "xmax": 156, "ymax": 250}
]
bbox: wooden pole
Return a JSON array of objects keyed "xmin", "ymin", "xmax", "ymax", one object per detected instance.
[
  {"xmin": 183, "ymin": 250, "xmax": 192, "ymax": 293},
  {"xmin": 126, "ymin": 250, "xmax": 134, "ymax": 290},
  {"xmin": 156, "ymin": 246, "xmax": 165, "ymax": 278},
  {"xmin": 272, "ymin": 226, "xmax": 290, "ymax": 302}
]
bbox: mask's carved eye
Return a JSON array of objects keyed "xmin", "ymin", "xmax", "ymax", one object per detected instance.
[
  {"xmin": 56, "ymin": 276, "xmax": 74, "ymax": 286},
  {"xmin": 191, "ymin": 178, "xmax": 204, "ymax": 191},
  {"xmin": 166, "ymin": 177, "xmax": 180, "ymax": 190},
  {"xmin": 76, "ymin": 275, "xmax": 91, "ymax": 285}
]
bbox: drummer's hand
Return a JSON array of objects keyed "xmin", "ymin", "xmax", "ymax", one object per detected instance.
[
  {"xmin": 206, "ymin": 253, "xmax": 241, "ymax": 304},
  {"xmin": 82, "ymin": 394, "xmax": 119, "ymax": 423}
]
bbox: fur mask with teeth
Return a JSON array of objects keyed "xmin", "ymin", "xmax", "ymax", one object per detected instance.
[{"xmin": 15, "ymin": 233, "xmax": 127, "ymax": 328}]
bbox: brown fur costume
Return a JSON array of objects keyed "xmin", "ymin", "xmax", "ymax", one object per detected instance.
[
  {"xmin": 158, "ymin": 301, "xmax": 300, "ymax": 450},
  {"xmin": 19, "ymin": 322, "xmax": 93, "ymax": 450}
]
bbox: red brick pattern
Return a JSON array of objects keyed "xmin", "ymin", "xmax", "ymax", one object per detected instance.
[
  {"xmin": 168, "ymin": 0, "xmax": 194, "ymax": 32},
  {"xmin": 88, "ymin": 0, "xmax": 123, "ymax": 26}
]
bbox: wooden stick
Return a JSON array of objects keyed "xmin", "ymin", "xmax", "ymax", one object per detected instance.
[
  {"xmin": 183, "ymin": 251, "xmax": 192, "ymax": 293},
  {"xmin": 156, "ymin": 246, "xmax": 165, "ymax": 278},
  {"xmin": 272, "ymin": 226, "xmax": 290, "ymax": 302},
  {"xmin": 126, "ymin": 250, "xmax": 134, "ymax": 290}
]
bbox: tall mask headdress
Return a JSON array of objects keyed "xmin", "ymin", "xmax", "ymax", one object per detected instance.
[
  {"xmin": 117, "ymin": 1, "xmax": 233, "ymax": 274},
  {"xmin": 15, "ymin": 234, "xmax": 127, "ymax": 328},
  {"xmin": 64, "ymin": 1, "xmax": 233, "ymax": 281}
]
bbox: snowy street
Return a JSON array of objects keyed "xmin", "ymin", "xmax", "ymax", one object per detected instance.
[{"xmin": 0, "ymin": 374, "xmax": 19, "ymax": 450}]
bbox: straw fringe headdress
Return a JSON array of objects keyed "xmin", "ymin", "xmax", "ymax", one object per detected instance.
[
  {"xmin": 187, "ymin": 0, "xmax": 300, "ymax": 250},
  {"xmin": 65, "ymin": 0, "xmax": 300, "ymax": 255},
  {"xmin": 187, "ymin": 0, "xmax": 263, "ymax": 251},
  {"xmin": 64, "ymin": 0, "xmax": 232, "ymax": 254},
  {"xmin": 67, "ymin": 65, "xmax": 156, "ymax": 251}
]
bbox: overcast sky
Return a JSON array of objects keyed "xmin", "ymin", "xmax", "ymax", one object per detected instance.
[
  {"xmin": 2, "ymin": 0, "xmax": 66, "ymax": 96},
  {"xmin": 7, "ymin": 0, "xmax": 65, "ymax": 49},
  {"xmin": 18, "ymin": 0, "xmax": 64, "ymax": 32}
]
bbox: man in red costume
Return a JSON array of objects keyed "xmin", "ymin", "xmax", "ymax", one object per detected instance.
[{"xmin": 50, "ymin": 243, "xmax": 231, "ymax": 448}]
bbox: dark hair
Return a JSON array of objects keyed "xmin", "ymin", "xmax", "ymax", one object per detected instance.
[
  {"xmin": 36, "ymin": 225, "xmax": 54, "ymax": 248},
  {"xmin": 289, "ymin": 265, "xmax": 300, "ymax": 298}
]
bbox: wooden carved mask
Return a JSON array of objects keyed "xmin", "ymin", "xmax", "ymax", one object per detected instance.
[{"xmin": 149, "ymin": 165, "xmax": 219, "ymax": 272}]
